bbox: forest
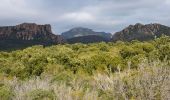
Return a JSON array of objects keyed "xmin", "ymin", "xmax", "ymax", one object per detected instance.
[{"xmin": 0, "ymin": 36, "xmax": 170, "ymax": 100}]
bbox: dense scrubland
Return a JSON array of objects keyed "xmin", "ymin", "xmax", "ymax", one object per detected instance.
[{"xmin": 0, "ymin": 36, "xmax": 170, "ymax": 100}]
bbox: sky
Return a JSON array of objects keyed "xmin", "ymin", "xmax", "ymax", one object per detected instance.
[{"xmin": 0, "ymin": 0, "xmax": 170, "ymax": 34}]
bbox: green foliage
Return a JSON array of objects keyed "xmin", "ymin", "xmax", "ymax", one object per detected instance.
[
  {"xmin": 86, "ymin": 53, "xmax": 124, "ymax": 73},
  {"xmin": 0, "ymin": 36, "xmax": 170, "ymax": 100},
  {"xmin": 0, "ymin": 83, "xmax": 13, "ymax": 100},
  {"xmin": 25, "ymin": 89, "xmax": 55, "ymax": 100},
  {"xmin": 97, "ymin": 42, "xmax": 110, "ymax": 52},
  {"xmin": 0, "ymin": 36, "xmax": 170, "ymax": 79},
  {"xmin": 154, "ymin": 35, "xmax": 170, "ymax": 46},
  {"xmin": 158, "ymin": 44, "xmax": 170, "ymax": 60},
  {"xmin": 51, "ymin": 71, "xmax": 73, "ymax": 84}
]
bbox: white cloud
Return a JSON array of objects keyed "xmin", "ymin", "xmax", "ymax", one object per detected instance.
[
  {"xmin": 61, "ymin": 12, "xmax": 95, "ymax": 22},
  {"xmin": 0, "ymin": 0, "xmax": 39, "ymax": 18},
  {"xmin": 165, "ymin": 0, "xmax": 170, "ymax": 4},
  {"xmin": 0, "ymin": 0, "xmax": 170, "ymax": 33}
]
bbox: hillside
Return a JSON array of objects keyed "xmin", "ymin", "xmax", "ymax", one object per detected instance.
[
  {"xmin": 67, "ymin": 35, "xmax": 109, "ymax": 44},
  {"xmin": 61, "ymin": 27, "xmax": 112, "ymax": 40},
  {"xmin": 112, "ymin": 23, "xmax": 170, "ymax": 41}
]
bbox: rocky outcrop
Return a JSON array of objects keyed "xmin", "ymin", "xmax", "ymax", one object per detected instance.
[
  {"xmin": 0, "ymin": 23, "xmax": 64, "ymax": 50},
  {"xmin": 112, "ymin": 23, "xmax": 170, "ymax": 41},
  {"xmin": 0, "ymin": 23, "xmax": 64, "ymax": 43},
  {"xmin": 61, "ymin": 27, "xmax": 112, "ymax": 40}
]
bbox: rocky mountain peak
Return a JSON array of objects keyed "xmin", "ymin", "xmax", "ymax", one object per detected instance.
[
  {"xmin": 0, "ymin": 23, "xmax": 65, "ymax": 50},
  {"xmin": 112, "ymin": 23, "xmax": 170, "ymax": 41},
  {"xmin": 0, "ymin": 23, "xmax": 59, "ymax": 41}
]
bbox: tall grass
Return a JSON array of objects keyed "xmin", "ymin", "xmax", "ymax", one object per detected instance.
[
  {"xmin": 1, "ymin": 59, "xmax": 170, "ymax": 100},
  {"xmin": 94, "ymin": 59, "xmax": 170, "ymax": 100}
]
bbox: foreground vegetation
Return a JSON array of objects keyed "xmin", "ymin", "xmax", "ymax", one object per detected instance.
[{"xmin": 0, "ymin": 36, "xmax": 170, "ymax": 100}]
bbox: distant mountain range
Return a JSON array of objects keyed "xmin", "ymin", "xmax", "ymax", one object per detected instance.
[
  {"xmin": 61, "ymin": 27, "xmax": 112, "ymax": 43},
  {"xmin": 1, "ymin": 23, "xmax": 170, "ymax": 50}
]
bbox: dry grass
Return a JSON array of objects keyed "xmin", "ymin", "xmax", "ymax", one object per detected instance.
[
  {"xmin": 94, "ymin": 59, "xmax": 170, "ymax": 100},
  {"xmin": 1, "ymin": 59, "xmax": 170, "ymax": 100}
]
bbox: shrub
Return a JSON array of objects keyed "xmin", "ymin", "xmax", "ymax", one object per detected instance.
[
  {"xmin": 51, "ymin": 72, "xmax": 73, "ymax": 85},
  {"xmin": 158, "ymin": 44, "xmax": 170, "ymax": 60},
  {"xmin": 25, "ymin": 89, "xmax": 55, "ymax": 100},
  {"xmin": 0, "ymin": 83, "xmax": 13, "ymax": 100}
]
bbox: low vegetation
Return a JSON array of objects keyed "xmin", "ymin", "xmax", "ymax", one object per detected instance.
[{"xmin": 0, "ymin": 36, "xmax": 170, "ymax": 100}]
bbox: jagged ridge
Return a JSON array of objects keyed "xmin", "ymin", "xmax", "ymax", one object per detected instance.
[
  {"xmin": 112, "ymin": 23, "xmax": 170, "ymax": 41},
  {"xmin": 0, "ymin": 23, "xmax": 64, "ymax": 50}
]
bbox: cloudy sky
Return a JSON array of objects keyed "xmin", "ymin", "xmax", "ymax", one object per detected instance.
[{"xmin": 0, "ymin": 0, "xmax": 170, "ymax": 34}]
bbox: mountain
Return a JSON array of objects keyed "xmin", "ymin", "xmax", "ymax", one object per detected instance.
[
  {"xmin": 112, "ymin": 23, "xmax": 170, "ymax": 41},
  {"xmin": 2, "ymin": 23, "xmax": 170, "ymax": 50},
  {"xmin": 61, "ymin": 27, "xmax": 112, "ymax": 40},
  {"xmin": 0, "ymin": 23, "xmax": 64, "ymax": 50},
  {"xmin": 67, "ymin": 35, "xmax": 109, "ymax": 44}
]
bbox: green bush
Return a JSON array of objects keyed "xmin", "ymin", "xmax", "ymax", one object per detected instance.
[
  {"xmin": 26, "ymin": 89, "xmax": 55, "ymax": 100},
  {"xmin": 0, "ymin": 36, "xmax": 170, "ymax": 79},
  {"xmin": 51, "ymin": 72, "xmax": 73, "ymax": 84},
  {"xmin": 158, "ymin": 44, "xmax": 170, "ymax": 60},
  {"xmin": 0, "ymin": 83, "xmax": 13, "ymax": 100}
]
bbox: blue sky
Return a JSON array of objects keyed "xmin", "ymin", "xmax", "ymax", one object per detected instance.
[{"xmin": 0, "ymin": 0, "xmax": 170, "ymax": 34}]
